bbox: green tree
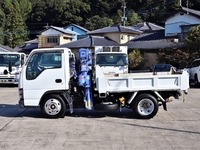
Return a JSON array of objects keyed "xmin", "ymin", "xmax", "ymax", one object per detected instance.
[
  {"xmin": 28, "ymin": 0, "xmax": 90, "ymax": 38},
  {"xmin": 18, "ymin": 0, "xmax": 32, "ymax": 22},
  {"xmin": 157, "ymin": 48, "xmax": 191, "ymax": 68},
  {"xmin": 0, "ymin": 8, "xmax": 5, "ymax": 44},
  {"xmin": 85, "ymin": 15, "xmax": 114, "ymax": 30},
  {"xmin": 4, "ymin": 0, "xmax": 28, "ymax": 48},
  {"xmin": 185, "ymin": 25, "xmax": 200, "ymax": 58},
  {"xmin": 128, "ymin": 49, "xmax": 143, "ymax": 69}
]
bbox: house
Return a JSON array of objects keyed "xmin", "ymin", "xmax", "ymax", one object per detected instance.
[
  {"xmin": 56, "ymin": 36, "xmax": 121, "ymax": 58},
  {"xmin": 164, "ymin": 6, "xmax": 200, "ymax": 41},
  {"xmin": 87, "ymin": 25, "xmax": 142, "ymax": 44},
  {"xmin": 38, "ymin": 5, "xmax": 200, "ymax": 67},
  {"xmin": 56, "ymin": 25, "xmax": 142, "ymax": 58},
  {"xmin": 37, "ymin": 25, "xmax": 74, "ymax": 48},
  {"xmin": 17, "ymin": 39, "xmax": 38, "ymax": 54},
  {"xmin": 64, "ymin": 23, "xmax": 89, "ymax": 41},
  {"xmin": 57, "ymin": 23, "xmax": 167, "ymax": 66}
]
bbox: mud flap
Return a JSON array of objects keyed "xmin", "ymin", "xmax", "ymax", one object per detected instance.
[{"xmin": 62, "ymin": 91, "xmax": 73, "ymax": 114}]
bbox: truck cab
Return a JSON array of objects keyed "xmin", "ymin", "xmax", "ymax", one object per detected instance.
[
  {"xmin": 94, "ymin": 46, "xmax": 128, "ymax": 74},
  {"xmin": 18, "ymin": 48, "xmax": 75, "ymax": 108},
  {"xmin": 0, "ymin": 52, "xmax": 26, "ymax": 84}
]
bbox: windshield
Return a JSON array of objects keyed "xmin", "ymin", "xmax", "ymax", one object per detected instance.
[
  {"xmin": 0, "ymin": 54, "xmax": 20, "ymax": 67},
  {"xmin": 153, "ymin": 64, "xmax": 172, "ymax": 72},
  {"xmin": 96, "ymin": 53, "xmax": 127, "ymax": 66}
]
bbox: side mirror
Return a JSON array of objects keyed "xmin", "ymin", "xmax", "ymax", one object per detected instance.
[{"xmin": 8, "ymin": 61, "xmax": 12, "ymax": 73}]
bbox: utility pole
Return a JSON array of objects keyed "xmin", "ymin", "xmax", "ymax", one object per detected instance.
[
  {"xmin": 186, "ymin": 0, "xmax": 189, "ymax": 14},
  {"xmin": 121, "ymin": 1, "xmax": 127, "ymax": 27}
]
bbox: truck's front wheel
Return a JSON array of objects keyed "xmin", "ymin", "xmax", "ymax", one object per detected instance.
[
  {"xmin": 40, "ymin": 94, "xmax": 66, "ymax": 118},
  {"xmin": 132, "ymin": 94, "xmax": 158, "ymax": 119}
]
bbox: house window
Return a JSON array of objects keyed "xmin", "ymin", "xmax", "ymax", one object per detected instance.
[
  {"xmin": 47, "ymin": 37, "xmax": 58, "ymax": 43},
  {"xmin": 63, "ymin": 37, "xmax": 69, "ymax": 40},
  {"xmin": 71, "ymin": 27, "xmax": 74, "ymax": 31},
  {"xmin": 77, "ymin": 35, "xmax": 88, "ymax": 40}
]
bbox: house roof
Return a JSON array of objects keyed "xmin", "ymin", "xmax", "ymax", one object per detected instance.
[
  {"xmin": 25, "ymin": 38, "xmax": 38, "ymax": 44},
  {"xmin": 21, "ymin": 43, "xmax": 38, "ymax": 50},
  {"xmin": 162, "ymin": 6, "xmax": 200, "ymax": 22},
  {"xmin": 181, "ymin": 6, "xmax": 200, "ymax": 17},
  {"xmin": 87, "ymin": 25, "xmax": 142, "ymax": 35},
  {"xmin": 38, "ymin": 25, "xmax": 74, "ymax": 35},
  {"xmin": 125, "ymin": 30, "xmax": 184, "ymax": 49},
  {"xmin": 133, "ymin": 22, "xmax": 164, "ymax": 32},
  {"xmin": 0, "ymin": 44, "xmax": 15, "ymax": 52},
  {"xmin": 64, "ymin": 23, "xmax": 89, "ymax": 32},
  {"xmin": 125, "ymin": 39, "xmax": 184, "ymax": 49},
  {"xmin": 55, "ymin": 36, "xmax": 120, "ymax": 48},
  {"xmin": 56, "ymin": 30, "xmax": 184, "ymax": 50},
  {"xmin": 131, "ymin": 31, "xmax": 166, "ymax": 41}
]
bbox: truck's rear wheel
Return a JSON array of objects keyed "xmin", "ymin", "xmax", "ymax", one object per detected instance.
[
  {"xmin": 94, "ymin": 102, "xmax": 119, "ymax": 111},
  {"xmin": 40, "ymin": 94, "xmax": 66, "ymax": 118},
  {"xmin": 132, "ymin": 94, "xmax": 158, "ymax": 119}
]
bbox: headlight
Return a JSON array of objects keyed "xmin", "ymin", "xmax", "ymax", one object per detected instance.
[{"xmin": 12, "ymin": 68, "xmax": 16, "ymax": 72}]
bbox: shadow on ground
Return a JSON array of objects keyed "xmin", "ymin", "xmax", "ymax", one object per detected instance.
[{"xmin": 0, "ymin": 104, "xmax": 137, "ymax": 119}]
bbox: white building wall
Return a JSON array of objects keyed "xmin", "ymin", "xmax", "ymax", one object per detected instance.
[{"xmin": 165, "ymin": 13, "xmax": 200, "ymax": 36}]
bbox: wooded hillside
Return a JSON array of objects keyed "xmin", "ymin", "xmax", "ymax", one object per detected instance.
[{"xmin": 0, "ymin": 0, "xmax": 200, "ymax": 48}]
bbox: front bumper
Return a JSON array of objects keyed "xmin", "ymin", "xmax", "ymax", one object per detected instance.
[{"xmin": 0, "ymin": 78, "xmax": 18, "ymax": 84}]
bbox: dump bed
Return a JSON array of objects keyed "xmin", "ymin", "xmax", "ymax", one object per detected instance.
[{"xmin": 95, "ymin": 66, "xmax": 189, "ymax": 93}]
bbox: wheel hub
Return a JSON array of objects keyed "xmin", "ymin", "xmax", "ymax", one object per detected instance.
[
  {"xmin": 44, "ymin": 99, "xmax": 61, "ymax": 115},
  {"xmin": 138, "ymin": 99, "xmax": 154, "ymax": 115}
]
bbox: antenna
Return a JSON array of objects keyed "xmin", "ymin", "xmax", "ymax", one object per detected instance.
[
  {"xmin": 121, "ymin": 1, "xmax": 127, "ymax": 27},
  {"xmin": 44, "ymin": 23, "xmax": 49, "ymax": 29}
]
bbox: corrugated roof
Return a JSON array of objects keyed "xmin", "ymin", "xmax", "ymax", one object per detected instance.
[{"xmin": 88, "ymin": 25, "xmax": 142, "ymax": 35}]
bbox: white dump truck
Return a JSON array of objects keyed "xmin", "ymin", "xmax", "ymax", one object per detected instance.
[
  {"xmin": 18, "ymin": 47, "xmax": 189, "ymax": 119},
  {"xmin": 0, "ymin": 52, "xmax": 26, "ymax": 84}
]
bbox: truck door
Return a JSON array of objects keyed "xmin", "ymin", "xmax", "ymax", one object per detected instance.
[{"xmin": 22, "ymin": 50, "xmax": 68, "ymax": 104}]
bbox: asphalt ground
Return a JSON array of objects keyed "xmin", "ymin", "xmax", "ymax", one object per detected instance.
[{"xmin": 0, "ymin": 85, "xmax": 200, "ymax": 150}]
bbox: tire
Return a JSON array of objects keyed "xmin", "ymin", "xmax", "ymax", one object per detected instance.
[
  {"xmin": 131, "ymin": 93, "xmax": 159, "ymax": 119},
  {"xmin": 40, "ymin": 94, "xmax": 66, "ymax": 118},
  {"xmin": 94, "ymin": 102, "xmax": 119, "ymax": 111}
]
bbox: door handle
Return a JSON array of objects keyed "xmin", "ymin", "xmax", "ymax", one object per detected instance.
[{"xmin": 55, "ymin": 79, "xmax": 62, "ymax": 83}]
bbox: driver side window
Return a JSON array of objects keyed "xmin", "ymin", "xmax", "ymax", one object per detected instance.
[{"xmin": 26, "ymin": 52, "xmax": 61, "ymax": 80}]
